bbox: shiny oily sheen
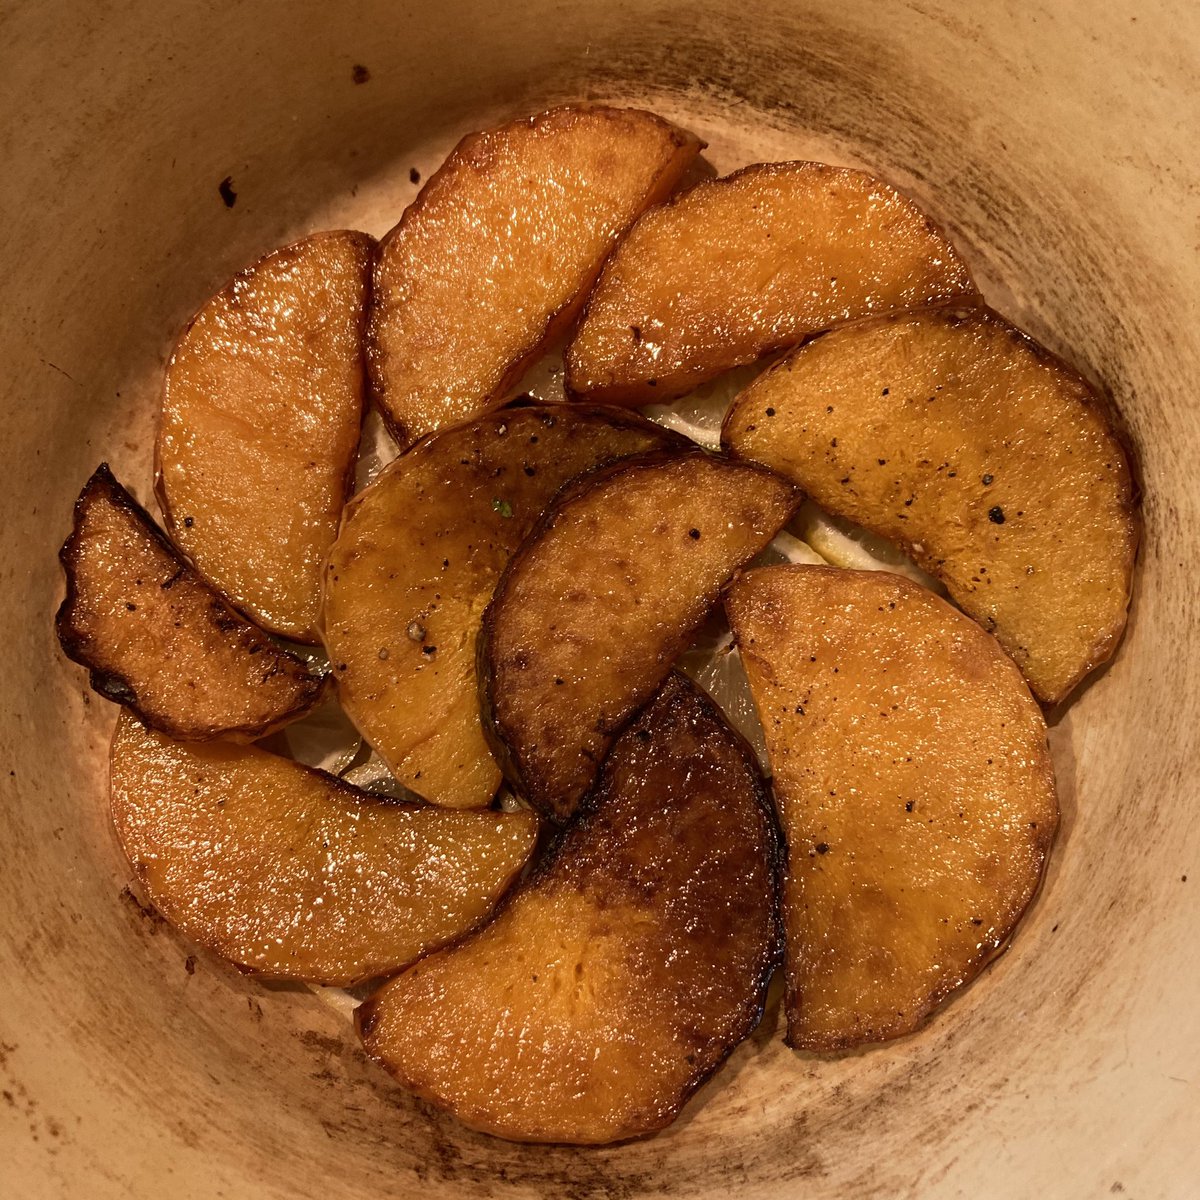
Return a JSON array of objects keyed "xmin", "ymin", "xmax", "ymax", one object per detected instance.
[
  {"xmin": 726, "ymin": 566, "xmax": 1057, "ymax": 1050},
  {"xmin": 109, "ymin": 713, "xmax": 538, "ymax": 986},
  {"xmin": 358, "ymin": 674, "xmax": 778, "ymax": 1144},
  {"xmin": 157, "ymin": 230, "xmax": 374, "ymax": 641},
  {"xmin": 322, "ymin": 405, "xmax": 685, "ymax": 809},
  {"xmin": 368, "ymin": 105, "xmax": 700, "ymax": 445},
  {"xmin": 723, "ymin": 307, "xmax": 1138, "ymax": 703},
  {"xmin": 566, "ymin": 161, "xmax": 975, "ymax": 404},
  {"xmin": 56, "ymin": 466, "xmax": 323, "ymax": 741}
]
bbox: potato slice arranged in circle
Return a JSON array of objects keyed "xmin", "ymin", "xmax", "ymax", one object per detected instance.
[
  {"xmin": 726, "ymin": 565, "xmax": 1058, "ymax": 1051},
  {"xmin": 369, "ymin": 105, "xmax": 701, "ymax": 445},
  {"xmin": 565, "ymin": 160, "xmax": 975, "ymax": 405},
  {"xmin": 357, "ymin": 673, "xmax": 779, "ymax": 1145},
  {"xmin": 479, "ymin": 449, "xmax": 800, "ymax": 822},
  {"xmin": 56, "ymin": 465, "xmax": 324, "ymax": 741},
  {"xmin": 322, "ymin": 405, "xmax": 687, "ymax": 809},
  {"xmin": 722, "ymin": 306, "xmax": 1139, "ymax": 704},
  {"xmin": 109, "ymin": 712, "xmax": 539, "ymax": 986},
  {"xmin": 157, "ymin": 230, "xmax": 375, "ymax": 641}
]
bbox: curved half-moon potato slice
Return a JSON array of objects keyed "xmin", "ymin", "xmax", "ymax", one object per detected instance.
[
  {"xmin": 726, "ymin": 565, "xmax": 1058, "ymax": 1051},
  {"xmin": 722, "ymin": 307, "xmax": 1139, "ymax": 703},
  {"xmin": 368, "ymin": 105, "xmax": 701, "ymax": 445},
  {"xmin": 357, "ymin": 673, "xmax": 778, "ymax": 1145},
  {"xmin": 157, "ymin": 229, "xmax": 374, "ymax": 641},
  {"xmin": 565, "ymin": 160, "xmax": 975, "ymax": 404},
  {"xmin": 109, "ymin": 712, "xmax": 539, "ymax": 986},
  {"xmin": 322, "ymin": 405, "xmax": 687, "ymax": 809},
  {"xmin": 479, "ymin": 449, "xmax": 800, "ymax": 821},
  {"xmin": 56, "ymin": 465, "xmax": 323, "ymax": 741}
]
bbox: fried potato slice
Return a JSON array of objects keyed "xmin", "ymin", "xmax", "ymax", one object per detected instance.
[
  {"xmin": 726, "ymin": 565, "xmax": 1057, "ymax": 1051},
  {"xmin": 56, "ymin": 465, "xmax": 323, "ymax": 740},
  {"xmin": 723, "ymin": 307, "xmax": 1139, "ymax": 703},
  {"xmin": 565, "ymin": 161, "xmax": 975, "ymax": 404},
  {"xmin": 368, "ymin": 105, "xmax": 701, "ymax": 445},
  {"xmin": 109, "ymin": 711, "xmax": 539, "ymax": 986},
  {"xmin": 357, "ymin": 673, "xmax": 778, "ymax": 1144},
  {"xmin": 322, "ymin": 405, "xmax": 686, "ymax": 809},
  {"xmin": 157, "ymin": 230, "xmax": 374, "ymax": 641},
  {"xmin": 479, "ymin": 449, "xmax": 800, "ymax": 821}
]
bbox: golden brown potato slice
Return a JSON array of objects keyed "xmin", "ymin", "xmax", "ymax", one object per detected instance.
[
  {"xmin": 157, "ymin": 230, "xmax": 374, "ymax": 641},
  {"xmin": 726, "ymin": 565, "xmax": 1057, "ymax": 1051},
  {"xmin": 358, "ymin": 673, "xmax": 778, "ymax": 1144},
  {"xmin": 565, "ymin": 160, "xmax": 975, "ymax": 404},
  {"xmin": 479, "ymin": 449, "xmax": 800, "ymax": 821},
  {"xmin": 368, "ymin": 105, "xmax": 700, "ymax": 445},
  {"xmin": 109, "ymin": 711, "xmax": 539, "ymax": 986},
  {"xmin": 722, "ymin": 307, "xmax": 1139, "ymax": 703},
  {"xmin": 322, "ymin": 405, "xmax": 686, "ymax": 809},
  {"xmin": 56, "ymin": 465, "xmax": 323, "ymax": 740}
]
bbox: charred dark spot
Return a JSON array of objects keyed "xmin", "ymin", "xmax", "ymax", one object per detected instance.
[
  {"xmin": 630, "ymin": 325, "xmax": 642, "ymax": 344},
  {"xmin": 218, "ymin": 176, "xmax": 237, "ymax": 208},
  {"xmin": 351, "ymin": 63, "xmax": 370, "ymax": 84},
  {"xmin": 184, "ymin": 955, "xmax": 196, "ymax": 974},
  {"xmin": 421, "ymin": 645, "xmax": 437, "ymax": 656},
  {"xmin": 160, "ymin": 568, "xmax": 185, "ymax": 590},
  {"xmin": 815, "ymin": 842, "xmax": 829, "ymax": 854},
  {"xmin": 125, "ymin": 602, "xmax": 137, "ymax": 611},
  {"xmin": 409, "ymin": 167, "xmax": 420, "ymax": 185}
]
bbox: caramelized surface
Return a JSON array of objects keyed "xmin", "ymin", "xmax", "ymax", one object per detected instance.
[
  {"xmin": 157, "ymin": 230, "xmax": 374, "ymax": 641},
  {"xmin": 723, "ymin": 307, "xmax": 1139, "ymax": 703},
  {"xmin": 109, "ymin": 712, "xmax": 538, "ymax": 986},
  {"xmin": 358, "ymin": 674, "xmax": 778, "ymax": 1144},
  {"xmin": 566, "ymin": 161, "xmax": 975, "ymax": 404},
  {"xmin": 322, "ymin": 406, "xmax": 685, "ymax": 808},
  {"xmin": 726, "ymin": 566, "xmax": 1057, "ymax": 1050},
  {"xmin": 368, "ymin": 105, "xmax": 700, "ymax": 445},
  {"xmin": 56, "ymin": 466, "xmax": 323, "ymax": 740},
  {"xmin": 480, "ymin": 450, "xmax": 800, "ymax": 821}
]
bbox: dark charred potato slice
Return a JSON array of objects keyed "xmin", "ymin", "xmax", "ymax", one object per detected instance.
[
  {"xmin": 726, "ymin": 565, "xmax": 1058, "ymax": 1051},
  {"xmin": 357, "ymin": 673, "xmax": 778, "ymax": 1144},
  {"xmin": 157, "ymin": 230, "xmax": 374, "ymax": 641},
  {"xmin": 722, "ymin": 307, "xmax": 1139, "ymax": 704},
  {"xmin": 369, "ymin": 105, "xmax": 701, "ymax": 446},
  {"xmin": 566, "ymin": 161, "xmax": 975, "ymax": 404},
  {"xmin": 56, "ymin": 465, "xmax": 323, "ymax": 740},
  {"xmin": 109, "ymin": 711, "xmax": 539, "ymax": 986},
  {"xmin": 479, "ymin": 450, "xmax": 800, "ymax": 821},
  {"xmin": 322, "ymin": 405, "xmax": 687, "ymax": 809}
]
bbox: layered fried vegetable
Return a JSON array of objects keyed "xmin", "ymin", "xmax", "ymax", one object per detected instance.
[
  {"xmin": 480, "ymin": 449, "xmax": 800, "ymax": 821},
  {"xmin": 358, "ymin": 673, "xmax": 778, "ymax": 1144},
  {"xmin": 109, "ymin": 712, "xmax": 539, "ymax": 986},
  {"xmin": 322, "ymin": 405, "xmax": 686, "ymax": 808},
  {"xmin": 566, "ymin": 161, "xmax": 975, "ymax": 404},
  {"xmin": 723, "ymin": 307, "xmax": 1139, "ymax": 703},
  {"xmin": 56, "ymin": 465, "xmax": 323, "ymax": 740},
  {"xmin": 727, "ymin": 565, "xmax": 1058, "ymax": 1050},
  {"xmin": 157, "ymin": 230, "xmax": 374, "ymax": 641},
  {"xmin": 369, "ymin": 105, "xmax": 700, "ymax": 444}
]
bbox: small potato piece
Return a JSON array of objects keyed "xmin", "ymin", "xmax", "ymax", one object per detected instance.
[
  {"xmin": 369, "ymin": 105, "xmax": 701, "ymax": 445},
  {"xmin": 157, "ymin": 230, "xmax": 374, "ymax": 641},
  {"xmin": 723, "ymin": 307, "xmax": 1139, "ymax": 703},
  {"xmin": 56, "ymin": 465, "xmax": 323, "ymax": 740},
  {"xmin": 480, "ymin": 450, "xmax": 800, "ymax": 822},
  {"xmin": 726, "ymin": 565, "xmax": 1058, "ymax": 1051},
  {"xmin": 322, "ymin": 405, "xmax": 686, "ymax": 809},
  {"xmin": 109, "ymin": 712, "xmax": 538, "ymax": 986},
  {"xmin": 358, "ymin": 673, "xmax": 778, "ymax": 1144},
  {"xmin": 566, "ymin": 161, "xmax": 975, "ymax": 404}
]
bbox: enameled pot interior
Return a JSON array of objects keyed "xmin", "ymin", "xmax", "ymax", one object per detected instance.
[{"xmin": 3, "ymin": 2, "xmax": 1197, "ymax": 1196}]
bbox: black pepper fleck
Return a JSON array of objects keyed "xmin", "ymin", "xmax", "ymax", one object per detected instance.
[{"xmin": 988, "ymin": 506, "xmax": 1006, "ymax": 524}]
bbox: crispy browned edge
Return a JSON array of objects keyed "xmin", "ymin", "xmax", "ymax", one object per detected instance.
[
  {"xmin": 563, "ymin": 160, "xmax": 979, "ymax": 403},
  {"xmin": 727, "ymin": 564, "xmax": 1059, "ymax": 1052},
  {"xmin": 721, "ymin": 306, "xmax": 1143, "ymax": 709},
  {"xmin": 355, "ymin": 671, "xmax": 784, "ymax": 1143},
  {"xmin": 476, "ymin": 446, "xmax": 801, "ymax": 823},
  {"xmin": 366, "ymin": 104, "xmax": 703, "ymax": 445},
  {"xmin": 55, "ymin": 465, "xmax": 327, "ymax": 741},
  {"xmin": 107, "ymin": 711, "xmax": 540, "ymax": 988},
  {"xmin": 153, "ymin": 229, "xmax": 378, "ymax": 644}
]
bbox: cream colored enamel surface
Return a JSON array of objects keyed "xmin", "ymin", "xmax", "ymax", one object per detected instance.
[{"xmin": 5, "ymin": 2, "xmax": 1198, "ymax": 1197}]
